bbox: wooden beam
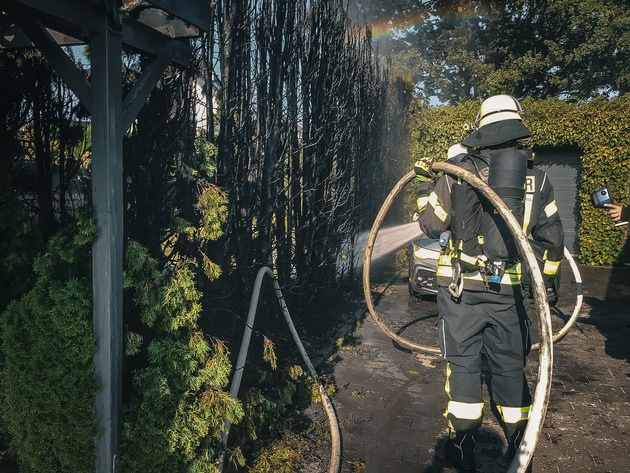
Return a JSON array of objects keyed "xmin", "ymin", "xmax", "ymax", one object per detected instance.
[
  {"xmin": 0, "ymin": 18, "xmax": 84, "ymax": 49},
  {"xmin": 122, "ymin": 15, "xmax": 190, "ymax": 67},
  {"xmin": 122, "ymin": 49, "xmax": 172, "ymax": 131},
  {"xmin": 13, "ymin": 16, "xmax": 92, "ymax": 112},
  {"xmin": 144, "ymin": 0, "xmax": 210, "ymax": 33},
  {"xmin": 3, "ymin": 0, "xmax": 101, "ymax": 37},
  {"xmin": 137, "ymin": 7, "xmax": 199, "ymax": 38}
]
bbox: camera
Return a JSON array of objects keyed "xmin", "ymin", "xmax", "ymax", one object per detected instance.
[{"xmin": 591, "ymin": 186, "xmax": 613, "ymax": 208}]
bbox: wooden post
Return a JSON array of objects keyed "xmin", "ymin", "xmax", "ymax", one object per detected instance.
[{"xmin": 90, "ymin": 13, "xmax": 123, "ymax": 473}]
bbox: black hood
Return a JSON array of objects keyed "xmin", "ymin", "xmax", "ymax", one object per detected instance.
[{"xmin": 462, "ymin": 119, "xmax": 531, "ymax": 149}]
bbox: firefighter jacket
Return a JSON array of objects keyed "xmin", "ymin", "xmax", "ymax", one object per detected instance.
[
  {"xmin": 416, "ymin": 148, "xmax": 564, "ymax": 293},
  {"xmin": 520, "ymin": 164, "xmax": 565, "ymax": 292}
]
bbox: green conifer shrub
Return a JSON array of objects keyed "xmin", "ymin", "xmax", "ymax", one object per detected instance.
[
  {"xmin": 120, "ymin": 183, "xmax": 243, "ymax": 472},
  {"xmin": 1, "ymin": 214, "xmax": 98, "ymax": 473}
]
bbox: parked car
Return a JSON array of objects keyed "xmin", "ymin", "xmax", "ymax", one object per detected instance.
[{"xmin": 408, "ymin": 235, "xmax": 441, "ymax": 297}]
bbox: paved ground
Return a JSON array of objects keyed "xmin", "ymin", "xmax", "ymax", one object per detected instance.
[{"xmin": 321, "ymin": 260, "xmax": 630, "ymax": 473}]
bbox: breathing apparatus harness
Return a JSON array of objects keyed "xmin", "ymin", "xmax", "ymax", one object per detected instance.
[
  {"xmin": 442, "ymin": 147, "xmax": 528, "ymax": 298},
  {"xmin": 444, "ymin": 235, "xmax": 508, "ymax": 299}
]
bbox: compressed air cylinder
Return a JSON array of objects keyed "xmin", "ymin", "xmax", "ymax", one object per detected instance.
[{"xmin": 482, "ymin": 147, "xmax": 528, "ymax": 263}]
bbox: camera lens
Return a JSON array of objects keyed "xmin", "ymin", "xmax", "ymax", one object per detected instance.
[{"xmin": 602, "ymin": 190, "xmax": 607, "ymax": 195}]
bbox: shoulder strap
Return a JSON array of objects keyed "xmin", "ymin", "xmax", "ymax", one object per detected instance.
[
  {"xmin": 449, "ymin": 155, "xmax": 486, "ymax": 272},
  {"xmin": 453, "ymin": 152, "xmax": 490, "ymax": 183}
]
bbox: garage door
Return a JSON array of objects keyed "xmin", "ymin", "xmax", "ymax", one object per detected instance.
[{"xmin": 533, "ymin": 148, "xmax": 581, "ymax": 256}]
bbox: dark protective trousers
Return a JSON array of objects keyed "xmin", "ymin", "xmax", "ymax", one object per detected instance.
[{"xmin": 437, "ymin": 285, "xmax": 532, "ymax": 431}]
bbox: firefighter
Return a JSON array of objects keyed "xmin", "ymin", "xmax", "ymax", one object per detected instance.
[{"xmin": 415, "ymin": 95, "xmax": 564, "ymax": 472}]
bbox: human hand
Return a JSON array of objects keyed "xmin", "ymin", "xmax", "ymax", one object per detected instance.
[
  {"xmin": 604, "ymin": 203, "xmax": 624, "ymax": 222},
  {"xmin": 414, "ymin": 158, "xmax": 435, "ymax": 182}
]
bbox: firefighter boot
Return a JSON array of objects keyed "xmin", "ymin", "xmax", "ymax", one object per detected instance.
[
  {"xmin": 507, "ymin": 426, "xmax": 533, "ymax": 473},
  {"xmin": 444, "ymin": 431, "xmax": 476, "ymax": 472}
]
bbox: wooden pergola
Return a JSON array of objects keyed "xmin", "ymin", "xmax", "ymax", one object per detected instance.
[{"xmin": 1, "ymin": 1, "xmax": 209, "ymax": 471}]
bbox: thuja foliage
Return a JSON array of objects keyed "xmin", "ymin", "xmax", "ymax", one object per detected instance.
[
  {"xmin": 1, "ymin": 213, "xmax": 98, "ymax": 473},
  {"xmin": 410, "ymin": 95, "xmax": 630, "ymax": 266},
  {"xmin": 120, "ymin": 184, "xmax": 243, "ymax": 473}
]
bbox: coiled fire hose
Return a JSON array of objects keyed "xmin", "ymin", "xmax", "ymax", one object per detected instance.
[
  {"xmin": 363, "ymin": 165, "xmax": 553, "ymax": 473},
  {"xmin": 220, "ymin": 267, "xmax": 341, "ymax": 473},
  {"xmin": 531, "ymin": 246, "xmax": 583, "ymax": 351},
  {"xmin": 362, "ymin": 167, "xmax": 582, "ymax": 352}
]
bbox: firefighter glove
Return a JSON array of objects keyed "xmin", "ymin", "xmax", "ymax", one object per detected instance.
[
  {"xmin": 544, "ymin": 276, "xmax": 558, "ymax": 307},
  {"xmin": 414, "ymin": 158, "xmax": 436, "ymax": 182}
]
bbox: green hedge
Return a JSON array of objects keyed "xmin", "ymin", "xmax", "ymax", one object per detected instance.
[{"xmin": 410, "ymin": 95, "xmax": 630, "ymax": 266}]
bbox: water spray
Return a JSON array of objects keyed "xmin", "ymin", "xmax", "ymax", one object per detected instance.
[
  {"xmin": 361, "ymin": 171, "xmax": 442, "ymax": 353},
  {"xmin": 363, "ymin": 165, "xmax": 554, "ymax": 473}
]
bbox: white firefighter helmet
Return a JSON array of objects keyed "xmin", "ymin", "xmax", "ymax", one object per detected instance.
[
  {"xmin": 475, "ymin": 95, "xmax": 524, "ymax": 128},
  {"xmin": 462, "ymin": 94, "xmax": 531, "ymax": 148}
]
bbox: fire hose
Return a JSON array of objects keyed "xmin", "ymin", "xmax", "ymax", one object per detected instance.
[
  {"xmin": 363, "ymin": 165, "xmax": 554, "ymax": 473},
  {"xmin": 362, "ymin": 170, "xmax": 582, "ymax": 352},
  {"xmin": 220, "ymin": 267, "xmax": 341, "ymax": 473},
  {"xmin": 531, "ymin": 246, "xmax": 583, "ymax": 351}
]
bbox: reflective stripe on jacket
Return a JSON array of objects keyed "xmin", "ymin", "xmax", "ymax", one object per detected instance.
[{"xmin": 522, "ymin": 168, "xmax": 564, "ymax": 278}]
